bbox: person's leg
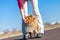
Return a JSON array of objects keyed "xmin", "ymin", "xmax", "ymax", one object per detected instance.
[
  {"xmin": 30, "ymin": 0, "xmax": 44, "ymax": 37},
  {"xmin": 22, "ymin": 20, "xmax": 26, "ymax": 39}
]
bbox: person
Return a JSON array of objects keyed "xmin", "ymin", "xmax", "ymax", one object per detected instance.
[{"xmin": 17, "ymin": 0, "xmax": 44, "ymax": 39}]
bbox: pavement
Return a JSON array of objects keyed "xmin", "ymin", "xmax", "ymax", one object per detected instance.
[{"xmin": 1, "ymin": 28, "xmax": 60, "ymax": 40}]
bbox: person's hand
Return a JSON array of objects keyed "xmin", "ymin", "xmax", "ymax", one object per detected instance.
[{"xmin": 23, "ymin": 18, "xmax": 28, "ymax": 23}]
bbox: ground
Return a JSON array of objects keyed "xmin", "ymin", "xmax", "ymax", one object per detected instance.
[{"xmin": 1, "ymin": 28, "xmax": 60, "ymax": 40}]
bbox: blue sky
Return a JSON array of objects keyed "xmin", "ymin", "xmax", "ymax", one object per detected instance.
[{"xmin": 0, "ymin": 0, "xmax": 60, "ymax": 32}]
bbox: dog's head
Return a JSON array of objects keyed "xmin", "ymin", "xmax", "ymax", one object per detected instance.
[
  {"xmin": 25, "ymin": 15, "xmax": 37, "ymax": 28},
  {"xmin": 25, "ymin": 15, "xmax": 36, "ymax": 24}
]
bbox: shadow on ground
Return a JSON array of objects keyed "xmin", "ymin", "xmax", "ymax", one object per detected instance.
[{"xmin": 15, "ymin": 37, "xmax": 40, "ymax": 40}]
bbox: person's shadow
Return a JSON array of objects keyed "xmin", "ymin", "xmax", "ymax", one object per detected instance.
[
  {"xmin": 15, "ymin": 37, "xmax": 38, "ymax": 40},
  {"xmin": 15, "ymin": 39, "xmax": 24, "ymax": 40},
  {"xmin": 15, "ymin": 38, "xmax": 29, "ymax": 40}
]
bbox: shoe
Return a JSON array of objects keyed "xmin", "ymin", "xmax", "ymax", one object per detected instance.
[
  {"xmin": 23, "ymin": 35, "xmax": 25, "ymax": 40},
  {"xmin": 36, "ymin": 33, "xmax": 44, "ymax": 38},
  {"xmin": 23, "ymin": 35, "xmax": 28, "ymax": 40}
]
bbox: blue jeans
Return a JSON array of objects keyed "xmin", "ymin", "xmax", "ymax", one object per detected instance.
[{"xmin": 22, "ymin": 20, "xmax": 26, "ymax": 38}]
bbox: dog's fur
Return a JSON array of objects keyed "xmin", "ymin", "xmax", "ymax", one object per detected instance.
[{"xmin": 25, "ymin": 15, "xmax": 38, "ymax": 33}]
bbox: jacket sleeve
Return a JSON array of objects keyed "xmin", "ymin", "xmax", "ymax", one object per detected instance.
[{"xmin": 17, "ymin": 0, "xmax": 24, "ymax": 9}]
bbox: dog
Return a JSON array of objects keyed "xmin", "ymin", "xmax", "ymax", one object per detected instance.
[{"xmin": 24, "ymin": 15, "xmax": 38, "ymax": 38}]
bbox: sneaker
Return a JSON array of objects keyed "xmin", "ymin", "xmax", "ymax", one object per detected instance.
[
  {"xmin": 23, "ymin": 35, "xmax": 27, "ymax": 40},
  {"xmin": 23, "ymin": 35, "xmax": 25, "ymax": 39},
  {"xmin": 36, "ymin": 33, "xmax": 44, "ymax": 38}
]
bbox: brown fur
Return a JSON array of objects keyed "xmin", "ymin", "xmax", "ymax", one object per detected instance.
[{"xmin": 25, "ymin": 15, "xmax": 38, "ymax": 33}]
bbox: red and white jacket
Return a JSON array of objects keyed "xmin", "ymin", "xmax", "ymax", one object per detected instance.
[{"xmin": 17, "ymin": 0, "xmax": 24, "ymax": 9}]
